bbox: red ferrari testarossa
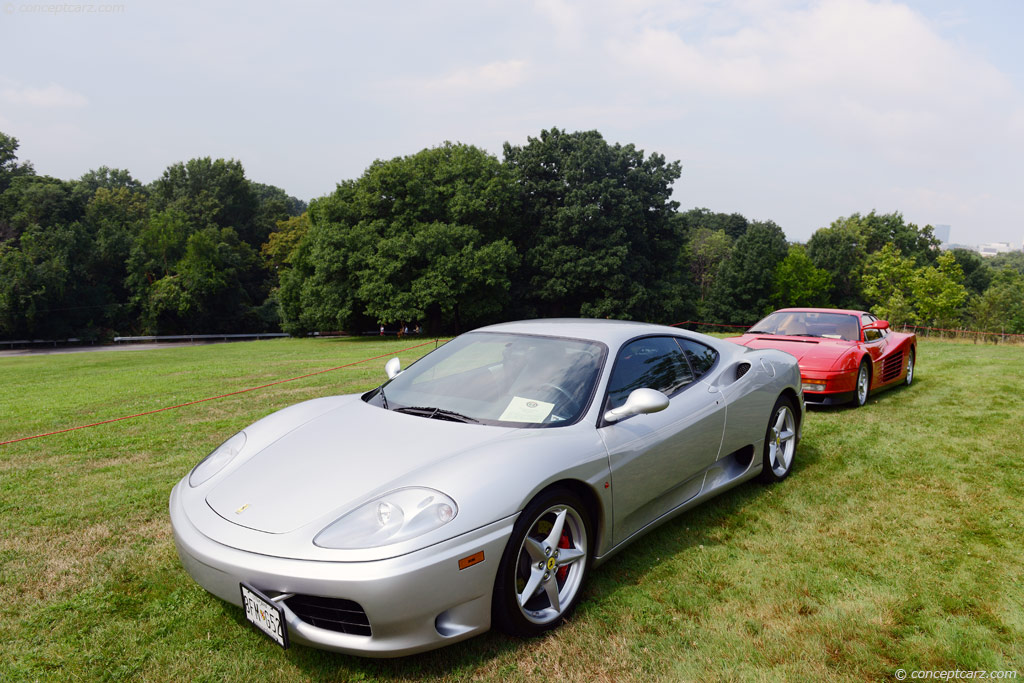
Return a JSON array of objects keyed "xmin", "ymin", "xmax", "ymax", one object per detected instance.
[{"xmin": 726, "ymin": 308, "xmax": 916, "ymax": 407}]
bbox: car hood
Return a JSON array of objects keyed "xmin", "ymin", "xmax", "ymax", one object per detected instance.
[
  {"xmin": 205, "ymin": 398, "xmax": 515, "ymax": 534},
  {"xmin": 728, "ymin": 335, "xmax": 852, "ymax": 370}
]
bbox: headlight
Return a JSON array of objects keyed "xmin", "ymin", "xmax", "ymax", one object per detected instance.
[
  {"xmin": 188, "ymin": 432, "xmax": 246, "ymax": 487},
  {"xmin": 802, "ymin": 382, "xmax": 826, "ymax": 392},
  {"xmin": 314, "ymin": 487, "xmax": 458, "ymax": 549}
]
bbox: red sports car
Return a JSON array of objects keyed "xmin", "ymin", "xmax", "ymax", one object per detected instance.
[{"xmin": 726, "ymin": 308, "xmax": 916, "ymax": 407}]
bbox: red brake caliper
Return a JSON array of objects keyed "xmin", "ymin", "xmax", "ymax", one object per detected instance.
[{"xmin": 556, "ymin": 532, "xmax": 570, "ymax": 582}]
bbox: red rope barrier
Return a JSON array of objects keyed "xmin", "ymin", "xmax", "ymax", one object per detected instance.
[
  {"xmin": 669, "ymin": 319, "xmax": 1024, "ymax": 339},
  {"xmin": 0, "ymin": 338, "xmax": 444, "ymax": 447},
  {"xmin": 905, "ymin": 324, "xmax": 1024, "ymax": 339}
]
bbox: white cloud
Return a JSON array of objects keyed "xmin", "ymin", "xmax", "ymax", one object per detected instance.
[
  {"xmin": 609, "ymin": 0, "xmax": 1011, "ymax": 99},
  {"xmin": 417, "ymin": 59, "xmax": 530, "ymax": 94},
  {"xmin": 604, "ymin": 0, "xmax": 1022, "ymax": 159},
  {"xmin": 0, "ymin": 83, "xmax": 88, "ymax": 108}
]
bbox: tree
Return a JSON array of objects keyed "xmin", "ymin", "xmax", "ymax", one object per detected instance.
[
  {"xmin": 911, "ymin": 250, "xmax": 967, "ymax": 328},
  {"xmin": 135, "ymin": 226, "xmax": 260, "ymax": 333},
  {"xmin": 149, "ymin": 157, "xmax": 261, "ymax": 243},
  {"xmin": 0, "ymin": 131, "xmax": 35, "ymax": 196},
  {"xmin": 687, "ymin": 227, "xmax": 732, "ymax": 313},
  {"xmin": 0, "ymin": 175, "xmax": 82, "ymax": 243},
  {"xmin": 806, "ymin": 212, "xmax": 940, "ymax": 310},
  {"xmin": 261, "ymin": 212, "xmax": 311, "ymax": 274},
  {"xmin": 706, "ymin": 220, "xmax": 789, "ymax": 324},
  {"xmin": 806, "ymin": 219, "xmax": 868, "ymax": 309},
  {"xmin": 0, "ymin": 222, "xmax": 100, "ymax": 339},
  {"xmin": 851, "ymin": 211, "xmax": 940, "ymax": 265},
  {"xmin": 989, "ymin": 251, "xmax": 1024, "ymax": 276},
  {"xmin": 502, "ymin": 128, "xmax": 691, "ymax": 322},
  {"xmin": 280, "ymin": 142, "xmax": 519, "ymax": 334},
  {"xmin": 949, "ymin": 248, "xmax": 993, "ymax": 297},
  {"xmin": 770, "ymin": 244, "xmax": 833, "ymax": 309},
  {"xmin": 81, "ymin": 186, "xmax": 150, "ymax": 331},
  {"xmin": 861, "ymin": 244, "xmax": 917, "ymax": 325},
  {"xmin": 278, "ymin": 210, "xmax": 360, "ymax": 335},
  {"xmin": 862, "ymin": 244, "xmax": 968, "ymax": 328},
  {"xmin": 678, "ymin": 207, "xmax": 749, "ymax": 239},
  {"xmin": 354, "ymin": 220, "xmax": 518, "ymax": 331},
  {"xmin": 969, "ymin": 268, "xmax": 1024, "ymax": 335}
]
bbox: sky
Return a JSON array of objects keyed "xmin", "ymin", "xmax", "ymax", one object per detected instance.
[{"xmin": 1, "ymin": 0, "xmax": 1022, "ymax": 247}]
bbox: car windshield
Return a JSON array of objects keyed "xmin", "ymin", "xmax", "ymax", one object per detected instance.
[
  {"xmin": 365, "ymin": 331, "xmax": 607, "ymax": 427},
  {"xmin": 748, "ymin": 311, "xmax": 860, "ymax": 341}
]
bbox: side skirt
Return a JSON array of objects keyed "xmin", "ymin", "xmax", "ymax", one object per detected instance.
[{"xmin": 592, "ymin": 445, "xmax": 761, "ymax": 567}]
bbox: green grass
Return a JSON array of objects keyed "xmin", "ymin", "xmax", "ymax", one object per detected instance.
[{"xmin": 1, "ymin": 337, "xmax": 1022, "ymax": 681}]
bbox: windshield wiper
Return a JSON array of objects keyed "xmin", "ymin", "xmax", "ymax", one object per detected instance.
[
  {"xmin": 393, "ymin": 406, "xmax": 480, "ymax": 423},
  {"xmin": 747, "ymin": 329, "xmax": 773, "ymax": 334}
]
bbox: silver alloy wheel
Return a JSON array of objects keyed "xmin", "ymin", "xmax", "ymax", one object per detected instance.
[
  {"xmin": 514, "ymin": 504, "xmax": 588, "ymax": 625},
  {"xmin": 905, "ymin": 350, "xmax": 915, "ymax": 386},
  {"xmin": 767, "ymin": 404, "xmax": 797, "ymax": 477},
  {"xmin": 856, "ymin": 363, "xmax": 870, "ymax": 405}
]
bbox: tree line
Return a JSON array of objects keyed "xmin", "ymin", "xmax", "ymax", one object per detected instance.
[{"xmin": 1, "ymin": 128, "xmax": 1022, "ymax": 341}]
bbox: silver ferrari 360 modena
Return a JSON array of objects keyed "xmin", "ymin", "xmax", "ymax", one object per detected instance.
[{"xmin": 170, "ymin": 319, "xmax": 803, "ymax": 657}]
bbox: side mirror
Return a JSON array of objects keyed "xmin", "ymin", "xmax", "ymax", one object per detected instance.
[
  {"xmin": 604, "ymin": 388, "xmax": 669, "ymax": 423},
  {"xmin": 864, "ymin": 320, "xmax": 890, "ymax": 331},
  {"xmin": 384, "ymin": 357, "xmax": 402, "ymax": 379}
]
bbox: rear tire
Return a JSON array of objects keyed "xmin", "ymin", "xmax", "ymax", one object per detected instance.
[
  {"xmin": 760, "ymin": 396, "xmax": 798, "ymax": 483},
  {"xmin": 854, "ymin": 360, "xmax": 870, "ymax": 407},
  {"xmin": 905, "ymin": 348, "xmax": 915, "ymax": 386}
]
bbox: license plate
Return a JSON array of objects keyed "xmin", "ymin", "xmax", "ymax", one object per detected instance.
[{"xmin": 240, "ymin": 583, "xmax": 289, "ymax": 649}]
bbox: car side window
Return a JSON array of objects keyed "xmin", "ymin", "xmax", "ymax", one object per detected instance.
[
  {"xmin": 605, "ymin": 337, "xmax": 694, "ymax": 411},
  {"xmin": 861, "ymin": 314, "xmax": 882, "ymax": 341},
  {"xmin": 675, "ymin": 339, "xmax": 718, "ymax": 379}
]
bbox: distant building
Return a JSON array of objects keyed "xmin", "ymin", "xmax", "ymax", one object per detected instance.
[
  {"xmin": 933, "ymin": 224, "xmax": 950, "ymax": 244},
  {"xmin": 979, "ymin": 242, "xmax": 1013, "ymax": 257}
]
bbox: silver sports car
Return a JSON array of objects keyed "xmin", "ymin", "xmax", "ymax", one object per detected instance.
[{"xmin": 170, "ymin": 319, "xmax": 803, "ymax": 657}]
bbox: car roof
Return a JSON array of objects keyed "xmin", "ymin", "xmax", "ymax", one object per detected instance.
[
  {"xmin": 771, "ymin": 307, "xmax": 867, "ymax": 317},
  {"xmin": 475, "ymin": 318, "xmax": 691, "ymax": 347}
]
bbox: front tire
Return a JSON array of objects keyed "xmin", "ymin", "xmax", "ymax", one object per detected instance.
[
  {"xmin": 760, "ymin": 396, "xmax": 798, "ymax": 482},
  {"xmin": 492, "ymin": 488, "xmax": 591, "ymax": 637},
  {"xmin": 854, "ymin": 360, "xmax": 870, "ymax": 407}
]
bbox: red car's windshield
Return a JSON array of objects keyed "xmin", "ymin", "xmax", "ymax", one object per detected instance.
[{"xmin": 748, "ymin": 311, "xmax": 860, "ymax": 341}]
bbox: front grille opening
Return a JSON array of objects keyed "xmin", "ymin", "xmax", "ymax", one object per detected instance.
[{"xmin": 285, "ymin": 594, "xmax": 372, "ymax": 637}]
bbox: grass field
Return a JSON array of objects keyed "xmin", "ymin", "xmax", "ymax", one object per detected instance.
[{"xmin": 1, "ymin": 336, "xmax": 1022, "ymax": 681}]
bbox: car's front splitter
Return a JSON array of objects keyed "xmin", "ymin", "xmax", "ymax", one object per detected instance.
[
  {"xmin": 169, "ymin": 482, "xmax": 517, "ymax": 657},
  {"xmin": 803, "ymin": 389, "xmax": 856, "ymax": 406}
]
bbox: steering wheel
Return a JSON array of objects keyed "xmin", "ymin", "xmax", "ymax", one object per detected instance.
[{"xmin": 538, "ymin": 382, "xmax": 581, "ymax": 415}]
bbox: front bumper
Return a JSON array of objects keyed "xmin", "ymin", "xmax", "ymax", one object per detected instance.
[
  {"xmin": 800, "ymin": 369, "xmax": 857, "ymax": 405},
  {"xmin": 169, "ymin": 482, "xmax": 516, "ymax": 657}
]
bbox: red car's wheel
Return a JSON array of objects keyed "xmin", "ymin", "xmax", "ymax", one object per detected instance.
[
  {"xmin": 905, "ymin": 348, "xmax": 915, "ymax": 386},
  {"xmin": 854, "ymin": 360, "xmax": 870, "ymax": 407}
]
